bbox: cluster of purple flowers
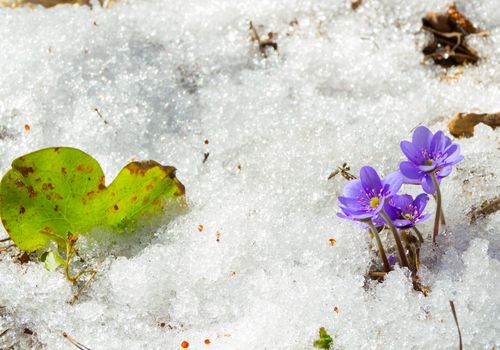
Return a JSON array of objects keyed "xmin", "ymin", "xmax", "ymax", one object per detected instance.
[{"xmin": 337, "ymin": 126, "xmax": 463, "ymax": 272}]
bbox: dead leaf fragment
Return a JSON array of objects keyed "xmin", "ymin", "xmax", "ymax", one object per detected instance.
[
  {"xmin": 328, "ymin": 163, "xmax": 356, "ymax": 181},
  {"xmin": 412, "ymin": 276, "xmax": 430, "ymax": 296},
  {"xmin": 469, "ymin": 197, "xmax": 500, "ymax": 223},
  {"xmin": 351, "ymin": 0, "xmax": 362, "ymax": 10},
  {"xmin": 448, "ymin": 112, "xmax": 500, "ymax": 138},
  {"xmin": 249, "ymin": 21, "xmax": 278, "ymax": 57},
  {"xmin": 422, "ymin": 4, "xmax": 484, "ymax": 67},
  {"xmin": 447, "ymin": 3, "xmax": 478, "ymax": 34}
]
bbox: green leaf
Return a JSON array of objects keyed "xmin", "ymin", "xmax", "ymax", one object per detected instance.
[
  {"xmin": 0, "ymin": 147, "xmax": 185, "ymax": 252},
  {"xmin": 39, "ymin": 251, "xmax": 65, "ymax": 271},
  {"xmin": 313, "ymin": 327, "xmax": 333, "ymax": 349}
]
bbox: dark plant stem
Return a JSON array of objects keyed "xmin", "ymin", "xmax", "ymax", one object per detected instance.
[
  {"xmin": 367, "ymin": 222, "xmax": 390, "ymax": 273},
  {"xmin": 380, "ymin": 210, "xmax": 409, "ymax": 267},
  {"xmin": 431, "ymin": 172, "xmax": 442, "ymax": 243},
  {"xmin": 412, "ymin": 227, "xmax": 425, "ymax": 243}
]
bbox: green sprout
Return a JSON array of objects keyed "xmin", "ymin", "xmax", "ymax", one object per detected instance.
[{"xmin": 313, "ymin": 327, "xmax": 333, "ymax": 349}]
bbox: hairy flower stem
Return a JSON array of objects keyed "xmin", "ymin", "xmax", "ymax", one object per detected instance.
[
  {"xmin": 367, "ymin": 222, "xmax": 390, "ymax": 273},
  {"xmin": 380, "ymin": 210, "xmax": 409, "ymax": 268},
  {"xmin": 412, "ymin": 227, "xmax": 424, "ymax": 243},
  {"xmin": 440, "ymin": 207, "xmax": 446, "ymax": 226},
  {"xmin": 433, "ymin": 195, "xmax": 447, "ymax": 226},
  {"xmin": 431, "ymin": 172, "xmax": 442, "ymax": 243}
]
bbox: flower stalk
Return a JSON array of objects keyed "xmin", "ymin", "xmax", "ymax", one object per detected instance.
[
  {"xmin": 431, "ymin": 172, "xmax": 442, "ymax": 243},
  {"xmin": 412, "ymin": 226, "xmax": 424, "ymax": 243},
  {"xmin": 380, "ymin": 209, "xmax": 409, "ymax": 267},
  {"xmin": 367, "ymin": 222, "xmax": 390, "ymax": 273}
]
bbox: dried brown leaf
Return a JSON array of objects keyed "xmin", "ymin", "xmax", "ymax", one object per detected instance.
[
  {"xmin": 422, "ymin": 4, "xmax": 483, "ymax": 67},
  {"xmin": 448, "ymin": 112, "xmax": 500, "ymax": 138},
  {"xmin": 448, "ymin": 3, "xmax": 478, "ymax": 34}
]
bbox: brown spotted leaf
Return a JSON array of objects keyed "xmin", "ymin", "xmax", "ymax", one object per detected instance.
[{"xmin": 0, "ymin": 147, "xmax": 185, "ymax": 252}]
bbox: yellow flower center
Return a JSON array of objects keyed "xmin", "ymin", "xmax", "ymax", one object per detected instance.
[
  {"xmin": 369, "ymin": 197, "xmax": 380, "ymax": 208},
  {"xmin": 403, "ymin": 213, "xmax": 414, "ymax": 221},
  {"xmin": 425, "ymin": 159, "xmax": 433, "ymax": 166}
]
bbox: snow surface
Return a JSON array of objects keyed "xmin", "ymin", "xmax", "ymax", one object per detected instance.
[{"xmin": 0, "ymin": 0, "xmax": 499, "ymax": 349}]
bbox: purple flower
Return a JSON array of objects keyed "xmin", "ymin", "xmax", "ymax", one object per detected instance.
[
  {"xmin": 399, "ymin": 126, "xmax": 463, "ymax": 194},
  {"xmin": 387, "ymin": 255, "xmax": 396, "ymax": 265},
  {"xmin": 337, "ymin": 166, "xmax": 402, "ymax": 222},
  {"xmin": 382, "ymin": 193, "xmax": 430, "ymax": 229}
]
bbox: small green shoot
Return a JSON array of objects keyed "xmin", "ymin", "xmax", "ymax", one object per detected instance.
[
  {"xmin": 0, "ymin": 147, "xmax": 185, "ymax": 282},
  {"xmin": 39, "ymin": 251, "xmax": 65, "ymax": 272},
  {"xmin": 313, "ymin": 327, "xmax": 333, "ymax": 349}
]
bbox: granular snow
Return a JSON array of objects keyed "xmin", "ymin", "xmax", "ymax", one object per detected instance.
[{"xmin": 0, "ymin": 0, "xmax": 499, "ymax": 349}]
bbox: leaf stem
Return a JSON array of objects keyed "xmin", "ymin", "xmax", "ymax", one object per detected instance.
[
  {"xmin": 380, "ymin": 210, "xmax": 409, "ymax": 268},
  {"xmin": 367, "ymin": 222, "xmax": 390, "ymax": 273},
  {"xmin": 64, "ymin": 234, "xmax": 96, "ymax": 288},
  {"xmin": 64, "ymin": 238, "xmax": 75, "ymax": 282},
  {"xmin": 70, "ymin": 270, "xmax": 97, "ymax": 305},
  {"xmin": 431, "ymin": 172, "xmax": 442, "ymax": 243}
]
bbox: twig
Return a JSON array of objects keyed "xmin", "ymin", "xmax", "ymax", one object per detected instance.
[
  {"xmin": 93, "ymin": 108, "xmax": 109, "ymax": 125},
  {"xmin": 0, "ymin": 237, "xmax": 11, "ymax": 242},
  {"xmin": 328, "ymin": 163, "xmax": 356, "ymax": 180},
  {"xmin": 367, "ymin": 271, "xmax": 387, "ymax": 279},
  {"xmin": 449, "ymin": 300, "xmax": 463, "ymax": 350},
  {"xmin": 63, "ymin": 332, "xmax": 92, "ymax": 350},
  {"xmin": 0, "ymin": 328, "xmax": 9, "ymax": 337},
  {"xmin": 249, "ymin": 21, "xmax": 278, "ymax": 57},
  {"xmin": 202, "ymin": 152, "xmax": 210, "ymax": 164},
  {"xmin": 70, "ymin": 270, "xmax": 97, "ymax": 305}
]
